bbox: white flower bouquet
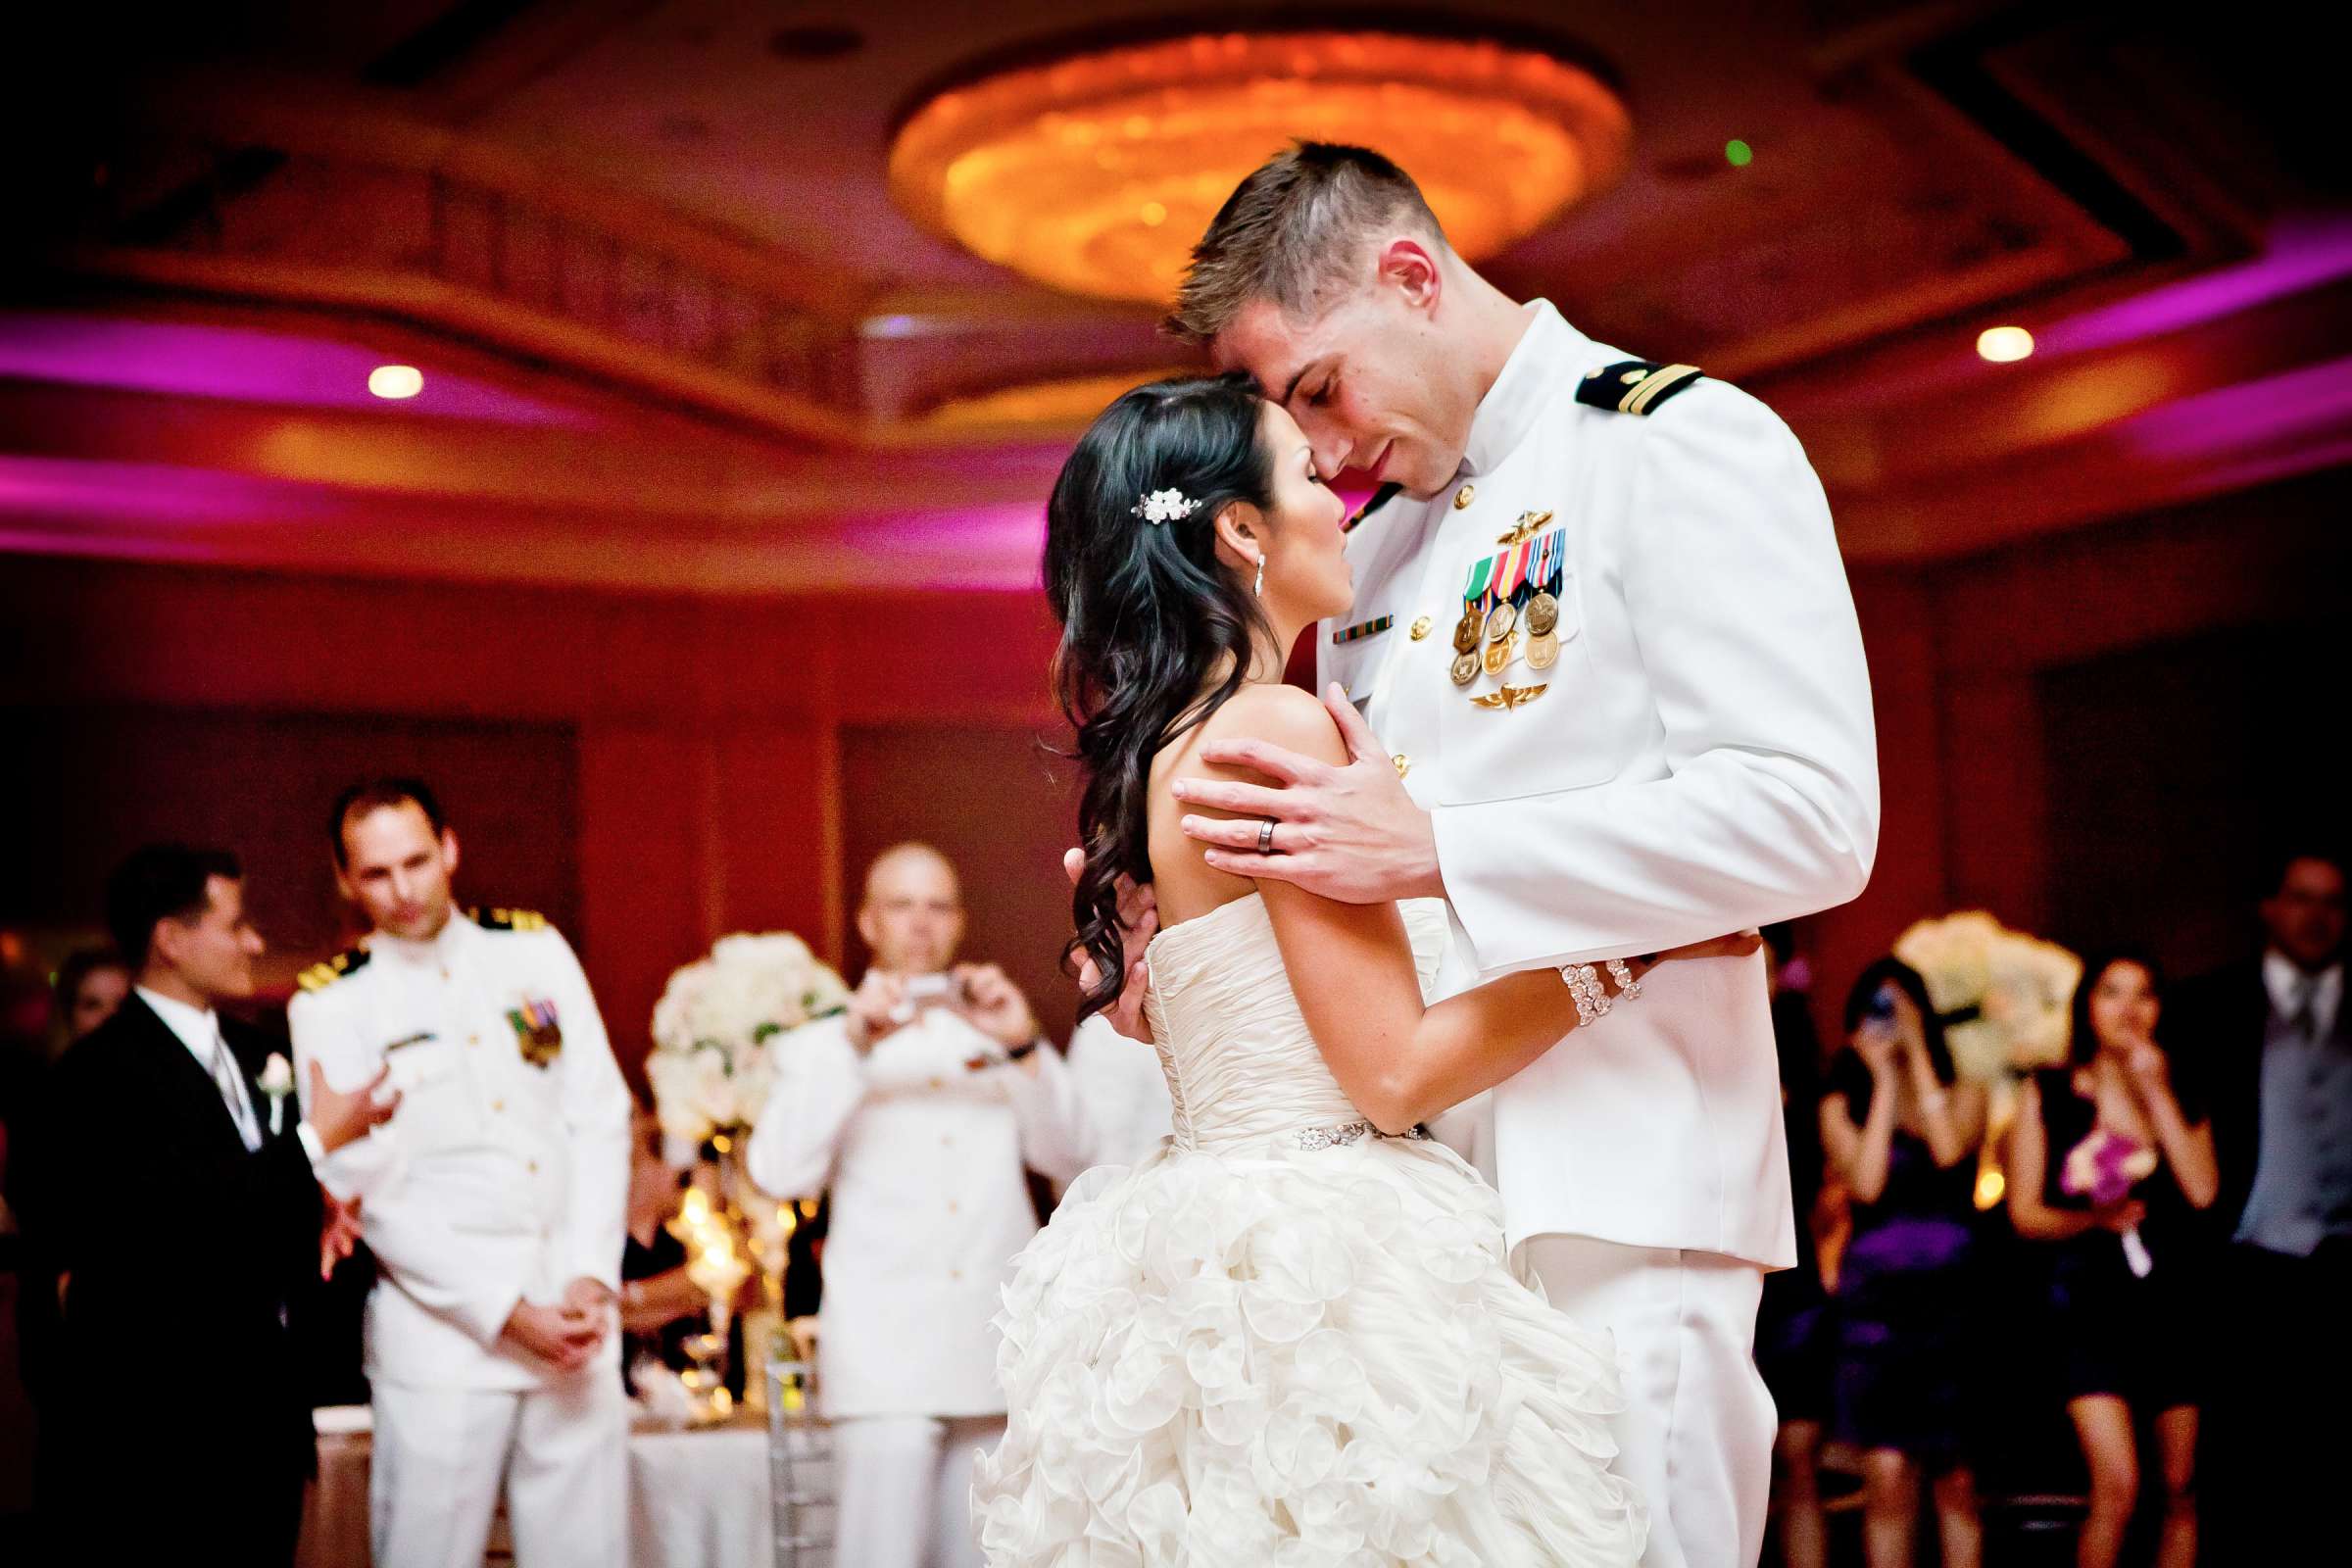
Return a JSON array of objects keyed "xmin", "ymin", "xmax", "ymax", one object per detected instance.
[
  {"xmin": 647, "ymin": 932, "xmax": 850, "ymax": 1148},
  {"xmin": 1892, "ymin": 909, "xmax": 2082, "ymax": 1078}
]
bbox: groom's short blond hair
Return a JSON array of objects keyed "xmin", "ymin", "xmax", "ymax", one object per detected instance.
[{"xmin": 1166, "ymin": 142, "xmax": 1448, "ymax": 346}]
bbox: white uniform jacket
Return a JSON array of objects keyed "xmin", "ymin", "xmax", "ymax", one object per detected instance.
[
  {"xmin": 288, "ymin": 909, "xmax": 633, "ymax": 1389},
  {"xmin": 745, "ymin": 1004, "xmax": 1091, "ymax": 1420},
  {"xmin": 1320, "ymin": 300, "xmax": 1880, "ymax": 1268},
  {"xmin": 1058, "ymin": 1014, "xmax": 1177, "ymax": 1179}
]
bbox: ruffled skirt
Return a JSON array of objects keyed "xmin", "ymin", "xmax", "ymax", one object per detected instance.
[{"xmin": 971, "ymin": 1137, "xmax": 1646, "ymax": 1567}]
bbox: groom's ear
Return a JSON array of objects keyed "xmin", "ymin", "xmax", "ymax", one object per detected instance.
[{"xmin": 1377, "ymin": 238, "xmax": 1442, "ymax": 314}]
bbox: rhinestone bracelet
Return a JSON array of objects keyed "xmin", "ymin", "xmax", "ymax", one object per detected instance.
[
  {"xmin": 1560, "ymin": 962, "xmax": 1610, "ymax": 1026},
  {"xmin": 1604, "ymin": 956, "xmax": 1643, "ymax": 1002}
]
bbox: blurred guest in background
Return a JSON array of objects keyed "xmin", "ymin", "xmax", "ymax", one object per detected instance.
[
  {"xmin": 615, "ymin": 1105, "xmax": 760, "ymax": 1386},
  {"xmin": 1820, "ymin": 956, "xmax": 1988, "ymax": 1568},
  {"xmin": 290, "ymin": 778, "xmax": 634, "ymax": 1568},
  {"xmin": 52, "ymin": 947, "xmax": 128, "ymax": 1047},
  {"xmin": 2174, "ymin": 846, "xmax": 2348, "ymax": 1558},
  {"xmin": 22, "ymin": 844, "xmax": 391, "ymax": 1565},
  {"xmin": 2008, "ymin": 951, "xmax": 2214, "ymax": 1568},
  {"xmin": 1759, "ymin": 926, "xmax": 1835, "ymax": 1568},
  {"xmin": 45, "ymin": 948, "xmax": 126, "ymax": 1049},
  {"xmin": 1057, "ymin": 1011, "xmax": 1173, "ymax": 1180},
  {"xmin": 747, "ymin": 843, "xmax": 1091, "ymax": 1568},
  {"xmin": 2, "ymin": 947, "xmax": 128, "ymax": 1542}
]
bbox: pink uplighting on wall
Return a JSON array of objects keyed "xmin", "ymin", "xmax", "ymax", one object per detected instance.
[{"xmin": 0, "ymin": 313, "xmax": 595, "ymax": 427}]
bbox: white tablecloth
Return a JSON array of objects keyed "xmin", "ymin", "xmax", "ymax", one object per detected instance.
[{"xmin": 299, "ymin": 1406, "xmax": 776, "ymax": 1568}]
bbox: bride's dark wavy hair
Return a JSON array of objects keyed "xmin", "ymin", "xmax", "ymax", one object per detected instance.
[{"xmin": 1046, "ymin": 371, "xmax": 1276, "ymax": 1019}]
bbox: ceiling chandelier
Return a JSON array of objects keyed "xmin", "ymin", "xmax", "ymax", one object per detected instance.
[{"xmin": 889, "ymin": 30, "xmax": 1633, "ymax": 306}]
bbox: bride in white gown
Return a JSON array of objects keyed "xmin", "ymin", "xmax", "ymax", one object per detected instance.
[{"xmin": 973, "ymin": 373, "xmax": 1741, "ymax": 1566}]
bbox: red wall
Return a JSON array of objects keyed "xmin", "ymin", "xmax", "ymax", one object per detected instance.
[
  {"xmin": 5, "ymin": 464, "xmax": 2341, "ymax": 1074},
  {"xmin": 0, "ymin": 556, "xmax": 1063, "ymax": 1075}
]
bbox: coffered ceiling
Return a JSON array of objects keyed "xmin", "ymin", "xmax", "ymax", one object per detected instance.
[{"xmin": 1, "ymin": 1, "xmax": 2338, "ymax": 592}]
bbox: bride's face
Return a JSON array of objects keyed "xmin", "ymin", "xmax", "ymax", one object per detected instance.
[{"xmin": 1250, "ymin": 400, "xmax": 1353, "ymax": 624}]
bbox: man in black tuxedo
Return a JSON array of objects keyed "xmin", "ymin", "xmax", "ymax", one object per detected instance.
[
  {"xmin": 2172, "ymin": 846, "xmax": 2348, "ymax": 1558},
  {"xmin": 20, "ymin": 844, "xmax": 393, "ymax": 1565}
]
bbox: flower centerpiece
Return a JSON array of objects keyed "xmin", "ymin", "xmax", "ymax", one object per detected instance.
[
  {"xmin": 647, "ymin": 932, "xmax": 850, "ymax": 1151},
  {"xmin": 1892, "ymin": 909, "xmax": 2082, "ymax": 1079},
  {"xmin": 647, "ymin": 931, "xmax": 847, "ymax": 1411},
  {"xmin": 1891, "ymin": 909, "xmax": 2082, "ymax": 1209}
]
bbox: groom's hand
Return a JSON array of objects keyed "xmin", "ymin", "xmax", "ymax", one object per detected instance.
[{"xmin": 1174, "ymin": 685, "xmax": 1443, "ymax": 904}]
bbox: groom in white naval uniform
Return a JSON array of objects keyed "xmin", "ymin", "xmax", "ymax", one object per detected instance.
[
  {"xmin": 1151, "ymin": 144, "xmax": 1880, "ymax": 1568},
  {"xmin": 747, "ymin": 843, "xmax": 1094, "ymax": 1568}
]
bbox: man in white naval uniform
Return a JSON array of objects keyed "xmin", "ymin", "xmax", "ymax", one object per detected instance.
[
  {"xmin": 747, "ymin": 843, "xmax": 1092, "ymax": 1568},
  {"xmin": 289, "ymin": 778, "xmax": 633, "ymax": 1568},
  {"xmin": 1057, "ymin": 1012, "xmax": 1176, "ymax": 1181},
  {"xmin": 1150, "ymin": 145, "xmax": 1880, "ymax": 1568}
]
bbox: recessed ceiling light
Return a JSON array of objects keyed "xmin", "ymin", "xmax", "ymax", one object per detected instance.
[
  {"xmin": 1976, "ymin": 326, "xmax": 2034, "ymax": 363},
  {"xmin": 368, "ymin": 365, "xmax": 424, "ymax": 399}
]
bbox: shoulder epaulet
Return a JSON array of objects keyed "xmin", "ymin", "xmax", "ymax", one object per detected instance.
[
  {"xmin": 297, "ymin": 945, "xmax": 371, "ymax": 994},
  {"xmin": 470, "ymin": 906, "xmax": 550, "ymax": 933},
  {"xmin": 1575, "ymin": 359, "xmax": 1705, "ymax": 416},
  {"xmin": 1340, "ymin": 481, "xmax": 1403, "ymax": 535}
]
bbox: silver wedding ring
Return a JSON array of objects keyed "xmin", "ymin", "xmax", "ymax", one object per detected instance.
[{"xmin": 1256, "ymin": 818, "xmax": 1278, "ymax": 855}]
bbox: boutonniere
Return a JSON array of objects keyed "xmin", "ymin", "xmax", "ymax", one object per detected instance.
[{"xmin": 259, "ymin": 1053, "xmax": 295, "ymax": 1136}]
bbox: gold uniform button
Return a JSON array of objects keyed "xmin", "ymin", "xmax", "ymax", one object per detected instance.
[
  {"xmin": 467, "ymin": 1034, "xmax": 480, "ymax": 1047},
  {"xmin": 527, "ymin": 1160, "xmax": 539, "ymax": 1174},
  {"xmin": 1409, "ymin": 615, "xmax": 1432, "ymax": 641},
  {"xmin": 950, "ymin": 1269, "xmax": 962, "ymax": 1282},
  {"xmin": 1393, "ymin": 755, "xmax": 1411, "ymax": 779},
  {"xmin": 491, "ymin": 1100, "xmax": 505, "ymax": 1112},
  {"xmin": 947, "ymin": 1200, "xmax": 960, "ymax": 1214},
  {"xmin": 1452, "ymin": 483, "xmax": 1476, "ymax": 511},
  {"xmin": 927, "ymin": 1075, "xmax": 945, "ymax": 1091}
]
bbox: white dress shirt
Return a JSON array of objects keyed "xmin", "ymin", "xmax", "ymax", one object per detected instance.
[{"xmin": 137, "ymin": 985, "xmax": 263, "ymax": 1149}]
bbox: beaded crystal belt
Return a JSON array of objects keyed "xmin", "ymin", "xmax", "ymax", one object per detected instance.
[{"xmin": 1296, "ymin": 1120, "xmax": 1433, "ymax": 1152}]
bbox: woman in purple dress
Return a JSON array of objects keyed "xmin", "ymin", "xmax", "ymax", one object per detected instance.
[
  {"xmin": 1820, "ymin": 957, "xmax": 1989, "ymax": 1568},
  {"xmin": 2008, "ymin": 951, "xmax": 2217, "ymax": 1568}
]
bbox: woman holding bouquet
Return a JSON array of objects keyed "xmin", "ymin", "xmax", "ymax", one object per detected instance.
[
  {"xmin": 2007, "ymin": 951, "xmax": 2217, "ymax": 1568},
  {"xmin": 1820, "ymin": 956, "xmax": 1989, "ymax": 1568}
]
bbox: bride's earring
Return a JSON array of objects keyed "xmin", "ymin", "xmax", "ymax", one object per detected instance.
[{"xmin": 1252, "ymin": 553, "xmax": 1265, "ymax": 597}]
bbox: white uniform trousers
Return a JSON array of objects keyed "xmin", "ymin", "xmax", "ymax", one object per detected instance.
[
  {"xmin": 370, "ymin": 1371, "xmax": 628, "ymax": 1568},
  {"xmin": 833, "ymin": 1413, "xmax": 1004, "ymax": 1568},
  {"xmin": 1524, "ymin": 1236, "xmax": 1774, "ymax": 1568}
]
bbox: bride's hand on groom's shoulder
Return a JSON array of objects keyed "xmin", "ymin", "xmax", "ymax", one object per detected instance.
[{"xmin": 1063, "ymin": 848, "xmax": 1157, "ymax": 1042}]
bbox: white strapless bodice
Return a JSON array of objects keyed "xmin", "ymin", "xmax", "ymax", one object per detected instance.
[
  {"xmin": 973, "ymin": 893, "xmax": 1644, "ymax": 1566},
  {"xmin": 1142, "ymin": 893, "xmax": 1449, "ymax": 1153}
]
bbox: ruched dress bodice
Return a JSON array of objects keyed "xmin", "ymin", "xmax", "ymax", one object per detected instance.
[{"xmin": 1142, "ymin": 893, "xmax": 1448, "ymax": 1153}]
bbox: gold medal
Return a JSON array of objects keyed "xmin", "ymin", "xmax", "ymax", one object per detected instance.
[
  {"xmin": 1527, "ymin": 628, "xmax": 1560, "ymax": 670},
  {"xmin": 1484, "ymin": 601, "xmax": 1517, "ymax": 643},
  {"xmin": 1526, "ymin": 590, "xmax": 1559, "ymax": 637},
  {"xmin": 1452, "ymin": 608, "xmax": 1483, "ymax": 654},
  {"xmin": 1449, "ymin": 650, "xmax": 1481, "ymax": 686},
  {"xmin": 1483, "ymin": 633, "xmax": 1517, "ymax": 676}
]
